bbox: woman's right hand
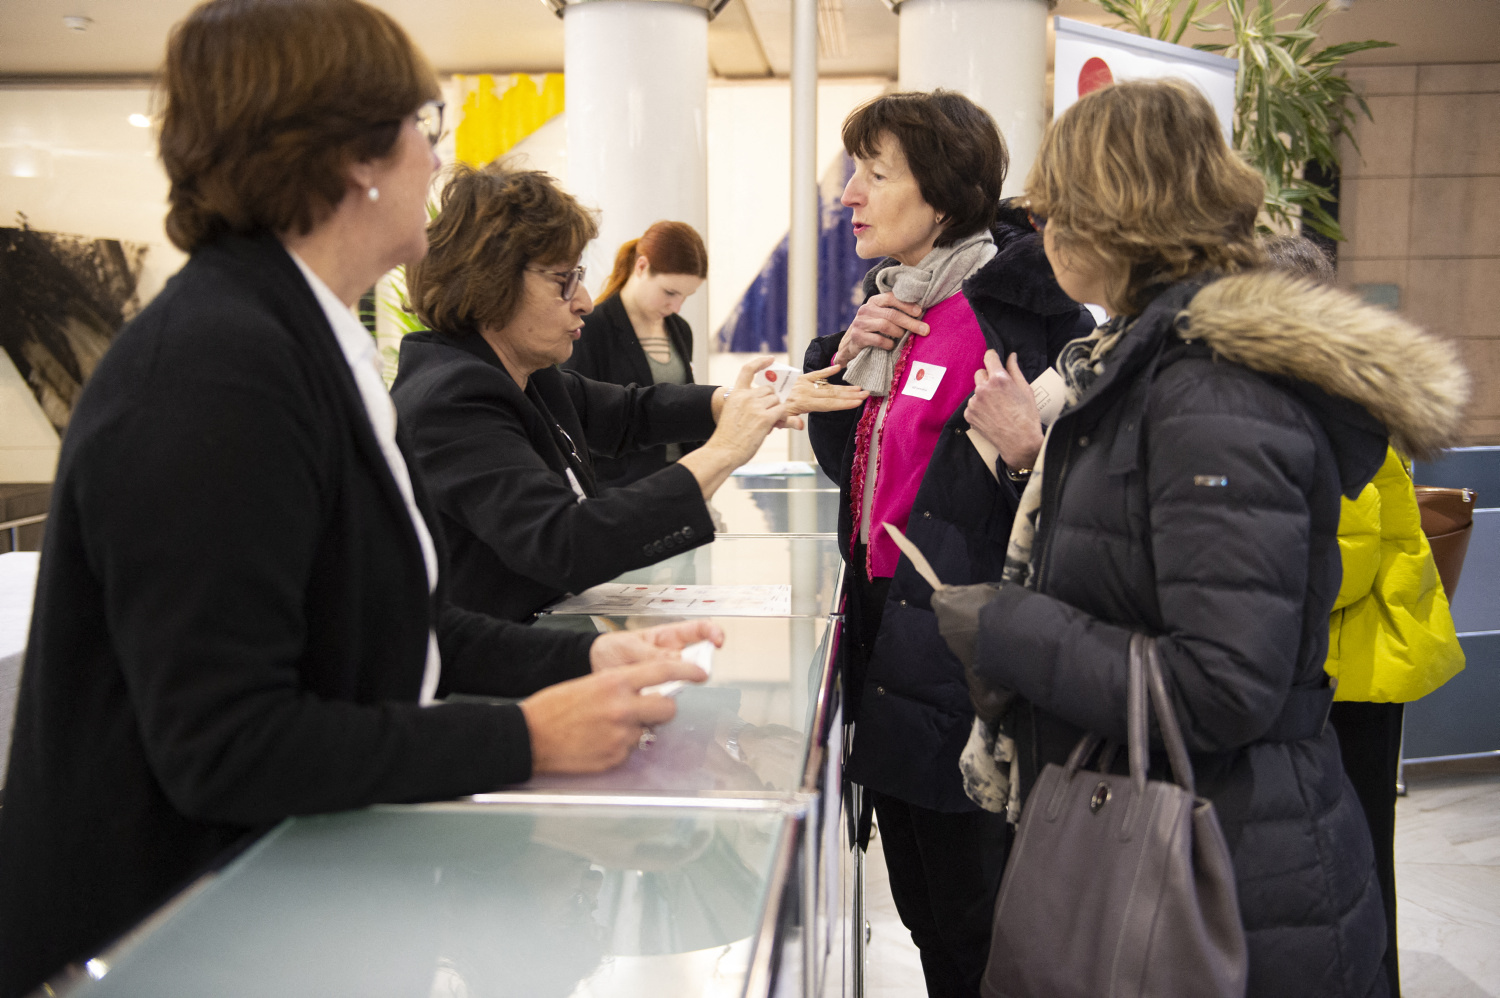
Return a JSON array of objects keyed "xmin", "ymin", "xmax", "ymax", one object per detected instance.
[
  {"xmin": 679, "ymin": 358, "xmax": 786, "ymax": 498},
  {"xmin": 832, "ymin": 293, "xmax": 929, "ymax": 369}
]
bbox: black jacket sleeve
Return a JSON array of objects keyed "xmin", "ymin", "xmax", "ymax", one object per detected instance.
[
  {"xmin": 971, "ymin": 366, "xmax": 1319, "ymax": 754},
  {"xmin": 436, "ymin": 604, "xmax": 594, "ymax": 698},
  {"xmin": 414, "ymin": 373, "xmax": 716, "ymax": 597},
  {"xmin": 565, "ymin": 373, "xmax": 719, "ymax": 456},
  {"xmin": 804, "ymin": 332, "xmax": 862, "ymax": 486}
]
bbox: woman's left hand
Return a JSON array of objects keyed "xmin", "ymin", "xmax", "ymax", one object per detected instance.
[
  {"xmin": 965, "ymin": 350, "xmax": 1044, "ymax": 473},
  {"xmin": 783, "ymin": 364, "xmax": 868, "ymax": 420},
  {"xmin": 589, "ymin": 620, "xmax": 726, "ymax": 672}
]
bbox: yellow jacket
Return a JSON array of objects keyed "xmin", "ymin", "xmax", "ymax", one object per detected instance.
[{"xmin": 1326, "ymin": 447, "xmax": 1465, "ymax": 702}]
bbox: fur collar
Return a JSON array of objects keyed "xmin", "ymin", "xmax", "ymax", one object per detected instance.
[
  {"xmin": 858, "ymin": 201, "xmax": 1079, "ymax": 317},
  {"xmin": 1183, "ymin": 270, "xmax": 1470, "ymax": 460}
]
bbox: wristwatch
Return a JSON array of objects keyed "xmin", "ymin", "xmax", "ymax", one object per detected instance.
[{"xmin": 1005, "ymin": 465, "xmax": 1032, "ymax": 483}]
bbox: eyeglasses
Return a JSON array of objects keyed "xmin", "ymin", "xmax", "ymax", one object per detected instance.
[
  {"xmin": 527, "ymin": 264, "xmax": 587, "ymax": 301},
  {"xmin": 414, "ymin": 100, "xmax": 445, "ymax": 148}
]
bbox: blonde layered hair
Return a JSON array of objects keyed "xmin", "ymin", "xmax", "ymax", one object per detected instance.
[{"xmin": 1025, "ymin": 79, "xmax": 1265, "ymax": 315}]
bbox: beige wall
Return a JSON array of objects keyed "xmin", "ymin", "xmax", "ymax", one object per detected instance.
[{"xmin": 1338, "ymin": 63, "xmax": 1500, "ymax": 445}]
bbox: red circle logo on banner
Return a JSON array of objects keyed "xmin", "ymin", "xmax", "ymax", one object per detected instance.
[{"xmin": 1079, "ymin": 57, "xmax": 1114, "ymax": 97}]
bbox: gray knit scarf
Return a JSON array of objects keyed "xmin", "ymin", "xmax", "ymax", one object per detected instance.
[{"xmin": 843, "ymin": 231, "xmax": 997, "ymax": 395}]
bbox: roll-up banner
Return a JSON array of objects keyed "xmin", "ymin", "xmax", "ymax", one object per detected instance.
[{"xmin": 1053, "ymin": 17, "xmax": 1239, "ymax": 142}]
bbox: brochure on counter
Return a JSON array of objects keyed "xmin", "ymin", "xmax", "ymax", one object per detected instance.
[{"xmin": 546, "ymin": 583, "xmax": 793, "ymax": 617}]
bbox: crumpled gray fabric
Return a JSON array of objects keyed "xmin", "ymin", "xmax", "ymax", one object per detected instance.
[{"xmin": 843, "ymin": 231, "xmax": 997, "ymax": 395}]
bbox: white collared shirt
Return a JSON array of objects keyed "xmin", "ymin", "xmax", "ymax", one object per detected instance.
[{"xmin": 289, "ymin": 251, "xmax": 442, "ymax": 706}]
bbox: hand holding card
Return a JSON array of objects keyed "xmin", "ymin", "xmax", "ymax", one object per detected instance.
[
  {"xmin": 641, "ymin": 639, "xmax": 715, "ymax": 698},
  {"xmin": 752, "ymin": 364, "xmax": 801, "ymax": 401}
]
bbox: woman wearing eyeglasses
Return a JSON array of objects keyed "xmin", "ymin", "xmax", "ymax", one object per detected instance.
[
  {"xmin": 0, "ymin": 4, "xmax": 725, "ymax": 993},
  {"xmin": 392, "ymin": 164, "xmax": 867, "ymax": 623}
]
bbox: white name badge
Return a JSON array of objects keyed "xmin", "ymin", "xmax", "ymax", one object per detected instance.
[{"xmin": 901, "ymin": 361, "xmax": 946, "ymax": 400}]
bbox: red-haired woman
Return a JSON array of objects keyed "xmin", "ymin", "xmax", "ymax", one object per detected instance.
[{"xmin": 565, "ymin": 221, "xmax": 711, "ymax": 487}]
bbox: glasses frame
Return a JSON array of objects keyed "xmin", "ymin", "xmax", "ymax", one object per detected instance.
[
  {"xmin": 414, "ymin": 100, "xmax": 445, "ymax": 149},
  {"xmin": 526, "ymin": 264, "xmax": 587, "ymax": 301}
]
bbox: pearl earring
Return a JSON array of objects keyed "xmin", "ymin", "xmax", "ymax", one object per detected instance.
[{"xmin": 367, "ymin": 187, "xmax": 380, "ymax": 203}]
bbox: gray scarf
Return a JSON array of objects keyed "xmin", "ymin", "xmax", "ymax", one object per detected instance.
[{"xmin": 844, "ymin": 231, "xmax": 997, "ymax": 395}]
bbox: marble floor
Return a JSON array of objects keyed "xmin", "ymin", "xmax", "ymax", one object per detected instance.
[{"xmin": 862, "ymin": 758, "xmax": 1500, "ymax": 997}]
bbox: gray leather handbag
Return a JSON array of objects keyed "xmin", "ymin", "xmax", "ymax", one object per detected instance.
[{"xmin": 980, "ymin": 633, "xmax": 1248, "ymax": 998}]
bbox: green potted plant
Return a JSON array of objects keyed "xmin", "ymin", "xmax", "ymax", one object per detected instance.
[{"xmin": 1085, "ymin": 0, "xmax": 1392, "ymax": 239}]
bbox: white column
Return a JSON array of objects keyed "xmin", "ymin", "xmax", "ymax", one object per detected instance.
[
  {"xmin": 897, "ymin": 0, "xmax": 1050, "ymax": 199},
  {"xmin": 787, "ymin": 0, "xmax": 818, "ymax": 463},
  {"xmin": 564, "ymin": 2, "xmax": 711, "ymax": 380}
]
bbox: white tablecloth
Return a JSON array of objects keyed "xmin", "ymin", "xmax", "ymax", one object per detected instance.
[{"xmin": 1, "ymin": 551, "xmax": 40, "ymax": 786}]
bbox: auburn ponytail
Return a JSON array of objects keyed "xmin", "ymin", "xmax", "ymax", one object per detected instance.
[{"xmin": 597, "ymin": 221, "xmax": 708, "ymax": 302}]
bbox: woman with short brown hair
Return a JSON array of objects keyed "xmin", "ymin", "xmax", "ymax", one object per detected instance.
[
  {"xmin": 0, "ymin": 4, "xmax": 716, "ymax": 991},
  {"xmin": 964, "ymin": 79, "xmax": 1468, "ymax": 997},
  {"xmin": 804, "ymin": 88, "xmax": 1094, "ymax": 997},
  {"xmin": 393, "ymin": 163, "xmax": 866, "ymax": 623}
]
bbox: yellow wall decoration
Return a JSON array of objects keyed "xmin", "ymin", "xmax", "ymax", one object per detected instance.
[{"xmin": 452, "ymin": 73, "xmax": 566, "ymax": 168}]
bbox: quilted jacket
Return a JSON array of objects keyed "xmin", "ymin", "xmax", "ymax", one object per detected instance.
[
  {"xmin": 970, "ymin": 271, "xmax": 1469, "ymax": 997},
  {"xmin": 1327, "ymin": 446, "xmax": 1465, "ymax": 702}
]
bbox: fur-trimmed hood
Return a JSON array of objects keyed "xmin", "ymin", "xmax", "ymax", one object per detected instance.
[
  {"xmin": 1183, "ymin": 270, "xmax": 1470, "ymax": 461},
  {"xmin": 858, "ymin": 200, "xmax": 1080, "ymax": 317}
]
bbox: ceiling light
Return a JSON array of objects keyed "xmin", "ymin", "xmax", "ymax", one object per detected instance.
[
  {"xmin": 63, "ymin": 15, "xmax": 93, "ymax": 31},
  {"xmin": 128, "ymin": 114, "xmax": 151, "ymax": 128}
]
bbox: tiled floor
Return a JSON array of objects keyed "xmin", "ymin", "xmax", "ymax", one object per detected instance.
[{"xmin": 862, "ymin": 760, "xmax": 1500, "ymax": 997}]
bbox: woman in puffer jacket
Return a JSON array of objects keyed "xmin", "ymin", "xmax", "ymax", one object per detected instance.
[
  {"xmin": 961, "ymin": 80, "xmax": 1469, "ymax": 997},
  {"xmin": 1265, "ymin": 235, "xmax": 1466, "ymax": 998}
]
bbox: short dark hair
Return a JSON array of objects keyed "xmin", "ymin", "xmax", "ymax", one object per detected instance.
[
  {"xmin": 1261, "ymin": 234, "xmax": 1335, "ymax": 285},
  {"xmin": 409, "ymin": 163, "xmax": 599, "ymax": 338},
  {"xmin": 841, "ymin": 89, "xmax": 1008, "ymax": 247},
  {"xmin": 160, "ymin": 0, "xmax": 439, "ymax": 252}
]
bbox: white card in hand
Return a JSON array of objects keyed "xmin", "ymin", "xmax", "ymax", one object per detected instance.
[
  {"xmin": 1031, "ymin": 367, "xmax": 1067, "ymax": 426},
  {"xmin": 641, "ymin": 639, "xmax": 715, "ymax": 697},
  {"xmin": 752, "ymin": 364, "xmax": 800, "ymax": 400}
]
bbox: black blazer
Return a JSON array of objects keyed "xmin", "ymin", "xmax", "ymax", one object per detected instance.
[
  {"xmin": 0, "ymin": 232, "xmax": 595, "ymax": 997},
  {"xmin": 564, "ymin": 294, "xmax": 705, "ymax": 487},
  {"xmin": 392, "ymin": 331, "xmax": 719, "ymax": 623}
]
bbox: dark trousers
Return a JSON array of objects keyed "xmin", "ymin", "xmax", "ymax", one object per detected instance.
[
  {"xmin": 1330, "ymin": 700, "xmax": 1404, "ymax": 998},
  {"xmin": 870, "ymin": 790, "xmax": 1012, "ymax": 998}
]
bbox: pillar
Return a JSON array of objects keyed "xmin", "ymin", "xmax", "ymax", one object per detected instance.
[
  {"xmin": 896, "ymin": 0, "xmax": 1050, "ymax": 199},
  {"xmin": 562, "ymin": 0, "xmax": 712, "ymax": 380}
]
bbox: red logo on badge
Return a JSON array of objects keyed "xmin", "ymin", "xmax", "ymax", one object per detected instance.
[
  {"xmin": 1079, "ymin": 57, "xmax": 1114, "ymax": 97},
  {"xmin": 915, "ymin": 369, "xmax": 926, "ymax": 381},
  {"xmin": 766, "ymin": 370, "xmax": 778, "ymax": 382}
]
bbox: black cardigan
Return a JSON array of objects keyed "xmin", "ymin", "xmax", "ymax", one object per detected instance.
[
  {"xmin": 0, "ymin": 231, "xmax": 596, "ymax": 997},
  {"xmin": 563, "ymin": 294, "xmax": 705, "ymax": 487},
  {"xmin": 392, "ymin": 331, "xmax": 718, "ymax": 623}
]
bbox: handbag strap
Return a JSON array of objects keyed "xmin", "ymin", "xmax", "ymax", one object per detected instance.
[{"xmin": 1144, "ymin": 636, "xmax": 1197, "ymax": 795}]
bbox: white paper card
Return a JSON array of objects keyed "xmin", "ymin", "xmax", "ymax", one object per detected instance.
[
  {"xmin": 968, "ymin": 429, "xmax": 1002, "ymax": 482},
  {"xmin": 901, "ymin": 361, "xmax": 946, "ymax": 400},
  {"xmin": 642, "ymin": 638, "xmax": 716, "ymax": 697},
  {"xmin": 752, "ymin": 364, "xmax": 800, "ymax": 400},
  {"xmin": 1031, "ymin": 367, "xmax": 1067, "ymax": 426}
]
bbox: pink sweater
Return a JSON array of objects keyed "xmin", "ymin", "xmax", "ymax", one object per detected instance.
[{"xmin": 850, "ymin": 292, "xmax": 988, "ymax": 578}]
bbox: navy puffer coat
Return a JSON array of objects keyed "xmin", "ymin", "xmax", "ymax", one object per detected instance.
[
  {"xmin": 971, "ymin": 272, "xmax": 1469, "ymax": 997},
  {"xmin": 805, "ymin": 205, "xmax": 1094, "ymax": 812}
]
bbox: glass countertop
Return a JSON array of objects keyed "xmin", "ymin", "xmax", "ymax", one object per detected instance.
[
  {"xmin": 556, "ymin": 535, "xmax": 844, "ymax": 620},
  {"xmin": 713, "ymin": 469, "xmax": 841, "ymax": 536},
  {"xmin": 523, "ymin": 615, "xmax": 834, "ymax": 799},
  {"xmin": 71, "ymin": 803, "xmax": 791, "ymax": 998}
]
